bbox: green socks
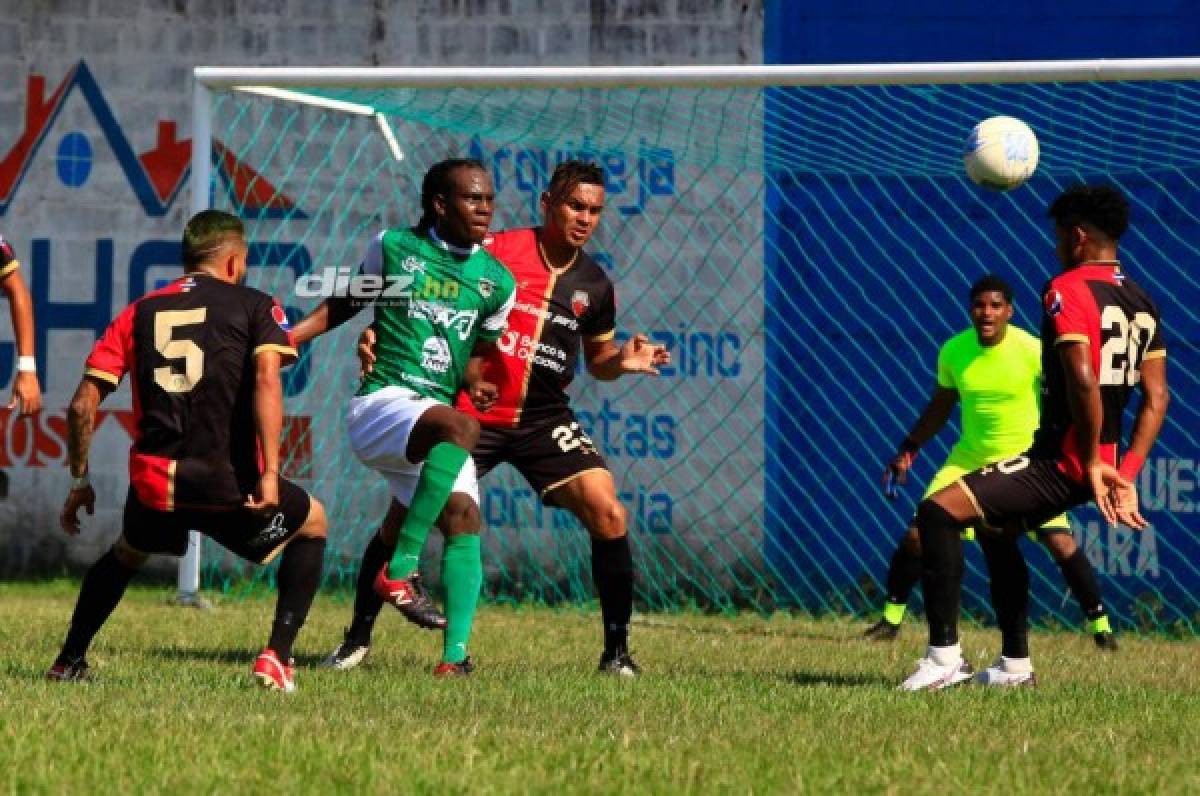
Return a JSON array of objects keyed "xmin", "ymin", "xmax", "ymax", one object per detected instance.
[
  {"xmin": 441, "ymin": 533, "xmax": 482, "ymax": 664},
  {"xmin": 387, "ymin": 442, "xmax": 470, "ymax": 579}
]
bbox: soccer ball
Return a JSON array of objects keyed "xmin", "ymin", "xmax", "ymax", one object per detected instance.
[{"xmin": 963, "ymin": 116, "xmax": 1039, "ymax": 191}]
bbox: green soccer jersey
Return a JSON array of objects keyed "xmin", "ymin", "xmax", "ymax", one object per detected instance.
[
  {"xmin": 935, "ymin": 325, "xmax": 1042, "ymax": 465},
  {"xmin": 358, "ymin": 228, "xmax": 516, "ymax": 403}
]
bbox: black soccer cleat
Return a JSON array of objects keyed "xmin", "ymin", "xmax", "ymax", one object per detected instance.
[
  {"xmin": 46, "ymin": 656, "xmax": 91, "ymax": 682},
  {"xmin": 402, "ymin": 572, "xmax": 448, "ymax": 630},
  {"xmin": 863, "ymin": 618, "xmax": 901, "ymax": 641},
  {"xmin": 598, "ymin": 649, "xmax": 641, "ymax": 677},
  {"xmin": 322, "ymin": 633, "xmax": 370, "ymax": 671},
  {"xmin": 1094, "ymin": 631, "xmax": 1119, "ymax": 652}
]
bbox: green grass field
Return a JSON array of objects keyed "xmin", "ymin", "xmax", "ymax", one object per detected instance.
[{"xmin": 2, "ymin": 581, "xmax": 1198, "ymax": 794}]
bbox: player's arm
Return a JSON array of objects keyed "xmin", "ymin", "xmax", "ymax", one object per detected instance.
[
  {"xmin": 585, "ymin": 334, "xmax": 670, "ymax": 381},
  {"xmin": 463, "ymin": 340, "xmax": 498, "ymax": 413},
  {"xmin": 61, "ymin": 376, "xmax": 114, "ymax": 535},
  {"xmin": 0, "ymin": 265, "xmax": 41, "ymax": 415},
  {"xmin": 1118, "ymin": 355, "xmax": 1169, "ymax": 481},
  {"xmin": 882, "ymin": 387, "xmax": 958, "ymax": 497},
  {"xmin": 245, "ymin": 349, "xmax": 284, "ymax": 515}
]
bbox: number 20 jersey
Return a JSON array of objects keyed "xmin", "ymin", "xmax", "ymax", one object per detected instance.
[
  {"xmin": 1032, "ymin": 262, "xmax": 1165, "ymax": 481},
  {"xmin": 84, "ymin": 274, "xmax": 297, "ymax": 511}
]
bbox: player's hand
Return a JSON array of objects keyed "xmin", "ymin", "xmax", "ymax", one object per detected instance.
[
  {"xmin": 60, "ymin": 483, "xmax": 96, "ymax": 536},
  {"xmin": 245, "ymin": 471, "xmax": 280, "ymax": 517},
  {"xmin": 882, "ymin": 452, "xmax": 914, "ymax": 500},
  {"xmin": 1088, "ymin": 460, "xmax": 1147, "ymax": 530},
  {"xmin": 9, "ymin": 371, "xmax": 41, "ymax": 416},
  {"xmin": 467, "ymin": 379, "xmax": 498, "ymax": 413},
  {"xmin": 618, "ymin": 334, "xmax": 669, "ymax": 376},
  {"xmin": 357, "ymin": 326, "xmax": 378, "ymax": 376}
]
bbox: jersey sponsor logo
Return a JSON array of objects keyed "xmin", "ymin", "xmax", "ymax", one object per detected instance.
[
  {"xmin": 399, "ymin": 256, "xmax": 426, "ymax": 274},
  {"xmin": 571, "ymin": 289, "xmax": 589, "ymax": 317},
  {"xmin": 496, "ymin": 328, "xmax": 568, "ymax": 373},
  {"xmin": 409, "ymin": 300, "xmax": 478, "ymax": 341},
  {"xmin": 420, "ymin": 337, "xmax": 452, "ymax": 373},
  {"xmin": 1044, "ymin": 289, "xmax": 1063, "ymax": 317},
  {"xmin": 271, "ymin": 304, "xmax": 291, "ymax": 331}
]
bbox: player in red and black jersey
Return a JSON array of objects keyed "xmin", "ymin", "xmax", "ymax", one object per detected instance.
[
  {"xmin": 900, "ymin": 185, "xmax": 1169, "ymax": 691},
  {"xmin": 49, "ymin": 211, "xmax": 330, "ymax": 693},
  {"xmin": 0, "ymin": 232, "xmax": 42, "ymax": 415},
  {"xmin": 299, "ymin": 161, "xmax": 669, "ymax": 676}
]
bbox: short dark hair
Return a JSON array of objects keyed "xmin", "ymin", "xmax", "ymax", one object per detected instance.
[
  {"xmin": 544, "ymin": 160, "xmax": 604, "ymax": 205},
  {"xmin": 416, "ymin": 158, "xmax": 486, "ymax": 231},
  {"xmin": 182, "ymin": 210, "xmax": 244, "ymax": 271},
  {"xmin": 1047, "ymin": 184, "xmax": 1130, "ymax": 241},
  {"xmin": 969, "ymin": 273, "xmax": 1013, "ymax": 304}
]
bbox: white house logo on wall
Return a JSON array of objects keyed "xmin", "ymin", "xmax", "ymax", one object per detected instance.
[
  {"xmin": 571, "ymin": 289, "xmax": 589, "ymax": 317},
  {"xmin": 0, "ymin": 61, "xmax": 303, "ymax": 219}
]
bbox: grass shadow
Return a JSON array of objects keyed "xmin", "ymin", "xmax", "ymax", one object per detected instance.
[{"xmin": 783, "ymin": 670, "xmax": 895, "ymax": 688}]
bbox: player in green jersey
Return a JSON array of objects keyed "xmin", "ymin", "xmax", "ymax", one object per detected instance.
[
  {"xmin": 296, "ymin": 158, "xmax": 516, "ymax": 675},
  {"xmin": 867, "ymin": 275, "xmax": 1116, "ymax": 649}
]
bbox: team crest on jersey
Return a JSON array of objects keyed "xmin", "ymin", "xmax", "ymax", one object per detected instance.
[
  {"xmin": 1044, "ymin": 289, "xmax": 1063, "ymax": 317},
  {"xmin": 571, "ymin": 290, "xmax": 590, "ymax": 317},
  {"xmin": 272, "ymin": 304, "xmax": 292, "ymax": 331},
  {"xmin": 478, "ymin": 277, "xmax": 495, "ymax": 298}
]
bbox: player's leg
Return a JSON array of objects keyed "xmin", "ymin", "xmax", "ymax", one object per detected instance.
[
  {"xmin": 1036, "ymin": 519, "xmax": 1117, "ymax": 650},
  {"xmin": 433, "ymin": 491, "xmax": 484, "ymax": 676},
  {"xmin": 48, "ymin": 490, "xmax": 184, "ymax": 681},
  {"xmin": 974, "ymin": 531, "xmax": 1036, "ymax": 687},
  {"xmin": 545, "ymin": 469, "xmax": 639, "ymax": 675},
  {"xmin": 864, "ymin": 527, "xmax": 921, "ymax": 640}
]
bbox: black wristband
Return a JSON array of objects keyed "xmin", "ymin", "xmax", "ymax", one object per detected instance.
[{"xmin": 898, "ymin": 437, "xmax": 920, "ymax": 455}]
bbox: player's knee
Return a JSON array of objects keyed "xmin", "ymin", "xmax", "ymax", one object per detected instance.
[
  {"xmin": 586, "ymin": 498, "xmax": 626, "ymax": 541},
  {"xmin": 443, "ymin": 414, "xmax": 480, "ymax": 451},
  {"xmin": 1039, "ymin": 531, "xmax": 1076, "ymax": 561},
  {"xmin": 113, "ymin": 538, "xmax": 149, "ymax": 570},
  {"xmin": 439, "ymin": 493, "xmax": 481, "ymax": 536},
  {"xmin": 298, "ymin": 496, "xmax": 328, "ymax": 540}
]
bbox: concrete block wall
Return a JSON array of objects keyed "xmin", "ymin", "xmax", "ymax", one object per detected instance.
[{"xmin": 0, "ymin": 0, "xmax": 763, "ymax": 574}]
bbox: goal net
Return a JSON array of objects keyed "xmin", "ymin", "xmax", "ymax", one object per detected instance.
[{"xmin": 191, "ymin": 62, "xmax": 1200, "ymax": 634}]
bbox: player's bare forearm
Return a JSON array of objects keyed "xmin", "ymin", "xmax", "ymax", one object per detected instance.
[
  {"xmin": 66, "ymin": 378, "xmax": 109, "ymax": 478},
  {"xmin": 1124, "ymin": 356, "xmax": 1169, "ymax": 465},
  {"xmin": 585, "ymin": 334, "xmax": 668, "ymax": 381},
  {"xmin": 586, "ymin": 340, "xmax": 623, "ymax": 381},
  {"xmin": 1, "ymin": 270, "xmax": 36, "ymax": 357},
  {"xmin": 253, "ymin": 351, "xmax": 284, "ymax": 476},
  {"xmin": 1059, "ymin": 342, "xmax": 1103, "ymax": 463},
  {"xmin": 903, "ymin": 387, "xmax": 958, "ymax": 449},
  {"xmin": 292, "ymin": 297, "xmax": 362, "ymax": 346}
]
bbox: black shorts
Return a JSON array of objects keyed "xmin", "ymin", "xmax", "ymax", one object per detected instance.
[
  {"xmin": 958, "ymin": 455, "xmax": 1091, "ymax": 533},
  {"xmin": 474, "ymin": 409, "xmax": 609, "ymax": 507},
  {"xmin": 122, "ymin": 477, "xmax": 312, "ymax": 565}
]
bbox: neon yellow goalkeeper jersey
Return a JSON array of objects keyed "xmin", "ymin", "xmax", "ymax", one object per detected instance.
[{"xmin": 935, "ymin": 325, "xmax": 1042, "ymax": 465}]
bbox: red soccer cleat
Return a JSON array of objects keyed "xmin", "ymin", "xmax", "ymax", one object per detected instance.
[
  {"xmin": 253, "ymin": 648, "xmax": 296, "ymax": 693},
  {"xmin": 432, "ymin": 656, "xmax": 475, "ymax": 677}
]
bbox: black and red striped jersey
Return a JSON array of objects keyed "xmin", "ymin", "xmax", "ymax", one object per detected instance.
[
  {"xmin": 84, "ymin": 273, "xmax": 297, "ymax": 511},
  {"xmin": 0, "ymin": 233, "xmax": 19, "ymax": 280},
  {"xmin": 1032, "ymin": 262, "xmax": 1165, "ymax": 481},
  {"xmin": 455, "ymin": 228, "xmax": 616, "ymax": 427}
]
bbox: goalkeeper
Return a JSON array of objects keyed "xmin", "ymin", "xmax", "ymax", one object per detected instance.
[{"xmin": 867, "ymin": 274, "xmax": 1116, "ymax": 649}]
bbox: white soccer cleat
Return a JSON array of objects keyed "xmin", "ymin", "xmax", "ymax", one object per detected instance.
[
  {"xmin": 975, "ymin": 658, "xmax": 1037, "ymax": 688},
  {"xmin": 899, "ymin": 654, "xmax": 973, "ymax": 692}
]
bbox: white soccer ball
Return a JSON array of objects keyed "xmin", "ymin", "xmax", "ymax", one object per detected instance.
[{"xmin": 963, "ymin": 116, "xmax": 1039, "ymax": 191}]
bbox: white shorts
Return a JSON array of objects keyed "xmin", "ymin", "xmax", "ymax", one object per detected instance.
[{"xmin": 346, "ymin": 386, "xmax": 479, "ymax": 506}]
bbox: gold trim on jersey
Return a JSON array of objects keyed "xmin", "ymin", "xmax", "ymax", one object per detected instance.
[
  {"xmin": 253, "ymin": 344, "xmax": 298, "ymax": 358},
  {"xmin": 1145, "ymin": 349, "xmax": 1167, "ymax": 360},
  {"xmin": 166, "ymin": 459, "xmax": 177, "ymax": 512},
  {"xmin": 0, "ymin": 260, "xmax": 19, "ymax": 279},
  {"xmin": 587, "ymin": 329, "xmax": 615, "ymax": 342},
  {"xmin": 512, "ymin": 272, "xmax": 558, "ymax": 427},
  {"xmin": 84, "ymin": 367, "xmax": 120, "ymax": 386},
  {"xmin": 1054, "ymin": 333, "xmax": 1089, "ymax": 345}
]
